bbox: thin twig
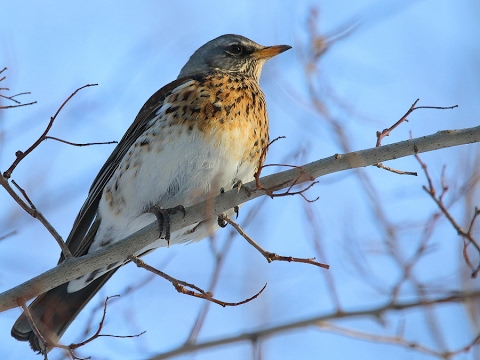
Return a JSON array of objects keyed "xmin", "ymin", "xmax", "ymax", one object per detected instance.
[
  {"xmin": 44, "ymin": 136, "xmax": 118, "ymax": 147},
  {"xmin": 254, "ymin": 136, "xmax": 286, "ymax": 189},
  {"xmin": 468, "ymin": 207, "xmax": 480, "ymax": 236},
  {"xmin": 218, "ymin": 214, "xmax": 329, "ymax": 269},
  {"xmin": 415, "ymin": 153, "xmax": 480, "ymax": 277},
  {"xmin": 66, "ymin": 295, "xmax": 146, "ymax": 357},
  {"xmin": 10, "ymin": 179, "xmax": 72, "ymax": 259},
  {"xmin": 128, "ymin": 255, "xmax": 266, "ymax": 307},
  {"xmin": 0, "ymin": 100, "xmax": 37, "ymax": 109},
  {"xmin": 375, "ymin": 163, "xmax": 417, "ymax": 176},
  {"xmin": 17, "ymin": 297, "xmax": 50, "ymax": 356},
  {"xmin": 303, "ymin": 204, "xmax": 341, "ymax": 311},
  {"xmin": 3, "ymin": 83, "xmax": 98, "ymax": 179},
  {"xmin": 374, "ymin": 99, "xmax": 457, "ymax": 175},
  {"xmin": 0, "ymin": 230, "xmax": 17, "ymax": 241},
  {"xmin": 317, "ymin": 321, "xmax": 479, "ymax": 359},
  {"xmin": 253, "ymin": 161, "xmax": 319, "ymax": 202},
  {"xmin": 0, "ymin": 68, "xmax": 37, "ymax": 108},
  {"xmin": 376, "ymin": 99, "xmax": 458, "ymax": 147}
]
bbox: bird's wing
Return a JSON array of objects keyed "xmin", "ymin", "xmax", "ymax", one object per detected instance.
[
  {"xmin": 12, "ymin": 75, "xmax": 208, "ymax": 351},
  {"xmin": 59, "ymin": 75, "xmax": 202, "ymax": 262}
]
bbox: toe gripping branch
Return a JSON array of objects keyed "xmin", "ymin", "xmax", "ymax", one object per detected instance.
[{"xmin": 148, "ymin": 205, "xmax": 186, "ymax": 246}]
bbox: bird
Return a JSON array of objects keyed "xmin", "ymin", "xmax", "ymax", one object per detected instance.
[{"xmin": 11, "ymin": 34, "xmax": 291, "ymax": 354}]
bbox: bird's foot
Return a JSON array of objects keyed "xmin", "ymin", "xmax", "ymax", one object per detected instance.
[
  {"xmin": 233, "ymin": 179, "xmax": 243, "ymax": 193},
  {"xmin": 217, "ymin": 213, "xmax": 228, "ymax": 228},
  {"xmin": 148, "ymin": 205, "xmax": 186, "ymax": 246}
]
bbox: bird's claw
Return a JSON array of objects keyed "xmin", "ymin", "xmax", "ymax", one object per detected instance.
[
  {"xmin": 217, "ymin": 213, "xmax": 228, "ymax": 228},
  {"xmin": 148, "ymin": 205, "xmax": 186, "ymax": 246},
  {"xmin": 233, "ymin": 180, "xmax": 243, "ymax": 193}
]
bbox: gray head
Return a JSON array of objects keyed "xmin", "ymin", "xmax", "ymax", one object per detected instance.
[{"xmin": 178, "ymin": 34, "xmax": 291, "ymax": 81}]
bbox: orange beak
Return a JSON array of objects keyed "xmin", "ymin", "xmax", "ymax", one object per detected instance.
[{"xmin": 253, "ymin": 45, "xmax": 292, "ymax": 59}]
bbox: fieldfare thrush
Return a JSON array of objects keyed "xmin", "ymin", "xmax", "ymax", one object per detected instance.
[{"xmin": 11, "ymin": 34, "xmax": 291, "ymax": 353}]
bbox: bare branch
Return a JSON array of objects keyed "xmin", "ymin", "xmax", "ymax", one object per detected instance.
[
  {"xmin": 147, "ymin": 291, "xmax": 480, "ymax": 360},
  {"xmin": 0, "ymin": 67, "xmax": 37, "ymax": 109},
  {"xmin": 17, "ymin": 298, "xmax": 49, "ymax": 356},
  {"xmin": 317, "ymin": 322, "xmax": 480, "ymax": 359},
  {"xmin": 0, "ymin": 230, "xmax": 17, "ymax": 241},
  {"xmin": 415, "ymin": 153, "xmax": 480, "ymax": 277},
  {"xmin": 253, "ymin": 135, "xmax": 286, "ymax": 189},
  {"xmin": 44, "ymin": 136, "xmax": 118, "ymax": 147},
  {"xmin": 0, "ymin": 101, "xmax": 37, "ymax": 110},
  {"xmin": 129, "ymin": 255, "xmax": 266, "ymax": 307},
  {"xmin": 3, "ymin": 83, "xmax": 98, "ymax": 179},
  {"xmin": 374, "ymin": 163, "xmax": 417, "ymax": 176},
  {"xmin": 186, "ymin": 197, "xmax": 269, "ymax": 344},
  {"xmin": 10, "ymin": 179, "xmax": 72, "ymax": 259},
  {"xmin": 374, "ymin": 99, "xmax": 457, "ymax": 175},
  {"xmin": 218, "ymin": 214, "xmax": 329, "ymax": 269},
  {"xmin": 0, "ymin": 126, "xmax": 479, "ymax": 312},
  {"xmin": 375, "ymin": 99, "xmax": 458, "ymax": 147},
  {"xmin": 65, "ymin": 295, "xmax": 145, "ymax": 356}
]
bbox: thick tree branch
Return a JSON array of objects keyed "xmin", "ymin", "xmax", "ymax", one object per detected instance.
[{"xmin": 0, "ymin": 125, "xmax": 479, "ymax": 312}]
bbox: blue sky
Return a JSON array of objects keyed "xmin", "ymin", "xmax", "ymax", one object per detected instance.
[{"xmin": 1, "ymin": 1, "xmax": 479, "ymax": 359}]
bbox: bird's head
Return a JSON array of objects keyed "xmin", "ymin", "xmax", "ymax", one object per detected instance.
[{"xmin": 178, "ymin": 34, "xmax": 291, "ymax": 81}]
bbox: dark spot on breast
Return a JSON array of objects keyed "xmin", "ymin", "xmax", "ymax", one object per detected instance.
[
  {"xmin": 165, "ymin": 106, "xmax": 180, "ymax": 114},
  {"xmin": 212, "ymin": 104, "xmax": 222, "ymax": 115},
  {"xmin": 182, "ymin": 90, "xmax": 193, "ymax": 101},
  {"xmin": 189, "ymin": 124, "xmax": 194, "ymax": 130},
  {"xmin": 140, "ymin": 139, "xmax": 150, "ymax": 146},
  {"xmin": 224, "ymin": 104, "xmax": 233, "ymax": 116}
]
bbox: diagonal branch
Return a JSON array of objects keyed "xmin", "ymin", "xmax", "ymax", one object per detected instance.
[{"xmin": 0, "ymin": 125, "xmax": 479, "ymax": 312}]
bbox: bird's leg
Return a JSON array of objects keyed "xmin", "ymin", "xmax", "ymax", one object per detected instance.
[
  {"xmin": 232, "ymin": 181, "xmax": 241, "ymax": 218},
  {"xmin": 148, "ymin": 205, "xmax": 186, "ymax": 246},
  {"xmin": 217, "ymin": 184, "xmax": 241, "ymax": 227},
  {"xmin": 217, "ymin": 188, "xmax": 228, "ymax": 228}
]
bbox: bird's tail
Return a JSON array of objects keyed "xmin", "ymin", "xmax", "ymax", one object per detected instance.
[{"xmin": 11, "ymin": 269, "xmax": 117, "ymax": 354}]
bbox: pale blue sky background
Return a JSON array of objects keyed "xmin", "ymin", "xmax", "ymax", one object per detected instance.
[{"xmin": 0, "ymin": 1, "xmax": 479, "ymax": 359}]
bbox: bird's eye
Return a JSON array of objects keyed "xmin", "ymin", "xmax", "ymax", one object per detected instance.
[{"xmin": 226, "ymin": 44, "xmax": 243, "ymax": 55}]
